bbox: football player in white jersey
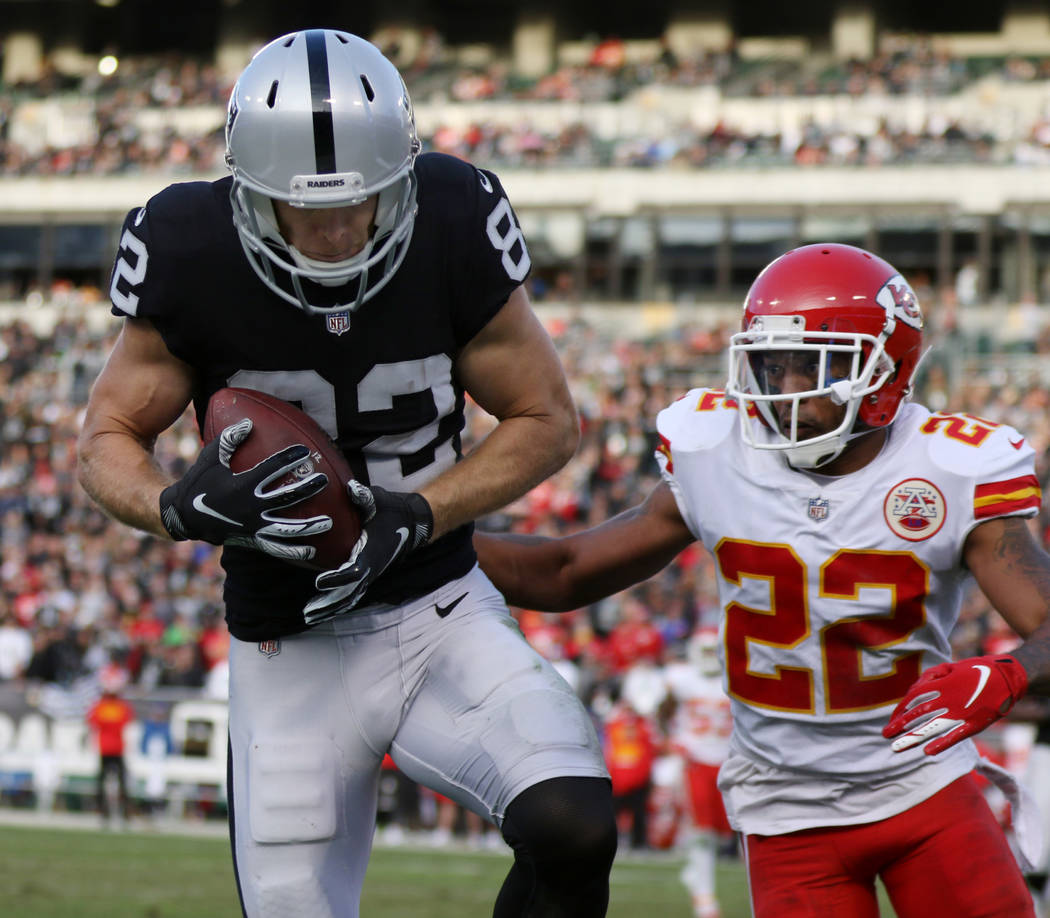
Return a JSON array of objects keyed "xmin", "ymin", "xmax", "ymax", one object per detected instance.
[
  {"xmin": 476, "ymin": 243, "xmax": 1050, "ymax": 917},
  {"xmin": 659, "ymin": 629, "xmax": 734, "ymax": 918}
]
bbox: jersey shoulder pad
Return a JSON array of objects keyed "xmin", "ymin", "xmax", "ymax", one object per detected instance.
[
  {"xmin": 416, "ymin": 151, "xmax": 507, "ymax": 199},
  {"xmin": 656, "ymin": 388, "xmax": 739, "ymax": 458},
  {"xmin": 110, "ymin": 179, "xmax": 233, "ymax": 319},
  {"xmin": 903, "ymin": 404, "xmax": 1042, "ymax": 520},
  {"xmin": 414, "ymin": 153, "xmax": 529, "ymax": 341},
  {"xmin": 137, "ymin": 179, "xmax": 231, "ymax": 248},
  {"xmin": 415, "ymin": 152, "xmax": 516, "ymax": 244}
]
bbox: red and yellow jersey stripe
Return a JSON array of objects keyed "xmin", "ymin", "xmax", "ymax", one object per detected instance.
[
  {"xmin": 656, "ymin": 434, "xmax": 673, "ymax": 473},
  {"xmin": 974, "ymin": 474, "xmax": 1042, "ymax": 520}
]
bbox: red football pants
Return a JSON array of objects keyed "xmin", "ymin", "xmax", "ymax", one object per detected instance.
[
  {"xmin": 743, "ymin": 773, "xmax": 1034, "ymax": 918},
  {"xmin": 685, "ymin": 761, "xmax": 732, "ymax": 834}
]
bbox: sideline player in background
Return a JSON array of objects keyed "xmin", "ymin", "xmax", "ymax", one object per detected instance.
[
  {"xmin": 77, "ymin": 30, "xmax": 615, "ymax": 918},
  {"xmin": 655, "ymin": 628, "xmax": 734, "ymax": 918},
  {"xmin": 476, "ymin": 243, "xmax": 1050, "ymax": 917}
]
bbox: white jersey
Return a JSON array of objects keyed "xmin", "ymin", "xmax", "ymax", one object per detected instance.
[
  {"xmin": 656, "ymin": 390, "xmax": 1041, "ymax": 835},
  {"xmin": 663, "ymin": 661, "xmax": 732, "ymax": 766}
]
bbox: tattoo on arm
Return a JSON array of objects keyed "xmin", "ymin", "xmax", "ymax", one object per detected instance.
[
  {"xmin": 992, "ymin": 521, "xmax": 1050, "ymax": 587},
  {"xmin": 993, "ymin": 519, "xmax": 1050, "ymax": 693}
]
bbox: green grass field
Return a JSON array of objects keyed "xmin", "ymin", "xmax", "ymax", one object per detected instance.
[
  {"xmin": 0, "ymin": 820, "xmax": 898, "ymax": 917},
  {"xmin": 0, "ymin": 821, "xmax": 743, "ymax": 917}
]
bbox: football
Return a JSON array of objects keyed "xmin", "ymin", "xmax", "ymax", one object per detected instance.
[{"xmin": 203, "ymin": 387, "xmax": 361, "ymax": 570}]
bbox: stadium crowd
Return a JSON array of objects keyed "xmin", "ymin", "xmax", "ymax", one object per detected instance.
[
  {"xmin": 0, "ymin": 278, "xmax": 1048, "ymax": 856},
  {"xmin": 4, "ymin": 33, "xmax": 1050, "ymax": 174}
]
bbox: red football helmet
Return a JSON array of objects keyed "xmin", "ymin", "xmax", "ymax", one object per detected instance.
[{"xmin": 727, "ymin": 243, "xmax": 924, "ymax": 468}]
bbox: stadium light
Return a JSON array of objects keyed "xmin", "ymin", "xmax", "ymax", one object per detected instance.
[{"xmin": 98, "ymin": 55, "xmax": 119, "ymax": 76}]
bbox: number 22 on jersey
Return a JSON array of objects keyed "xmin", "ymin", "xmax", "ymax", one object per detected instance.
[{"xmin": 716, "ymin": 539, "xmax": 926, "ymax": 715}]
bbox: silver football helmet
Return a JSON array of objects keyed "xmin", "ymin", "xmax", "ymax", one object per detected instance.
[{"xmin": 225, "ymin": 29, "xmax": 421, "ymax": 315}]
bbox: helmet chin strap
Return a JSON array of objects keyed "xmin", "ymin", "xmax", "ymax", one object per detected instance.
[
  {"xmin": 286, "ymin": 238, "xmax": 376, "ymax": 287},
  {"xmin": 251, "ymin": 181, "xmax": 398, "ymax": 288},
  {"xmin": 786, "ymin": 426, "xmax": 881, "ymax": 470}
]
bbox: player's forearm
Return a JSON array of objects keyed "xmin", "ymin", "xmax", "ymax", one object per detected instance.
[
  {"xmin": 474, "ymin": 507, "xmax": 684, "ymax": 613},
  {"xmin": 420, "ymin": 410, "xmax": 578, "ymax": 541},
  {"xmin": 475, "ymin": 531, "xmax": 667, "ymax": 612},
  {"xmin": 1011, "ymin": 622, "xmax": 1050, "ymax": 695},
  {"xmin": 967, "ymin": 516, "xmax": 1050, "ymax": 695},
  {"xmin": 474, "ymin": 530, "xmax": 587, "ymax": 612},
  {"xmin": 77, "ymin": 429, "xmax": 171, "ymax": 539}
]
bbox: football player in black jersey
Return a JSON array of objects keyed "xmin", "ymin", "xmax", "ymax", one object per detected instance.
[{"xmin": 77, "ymin": 30, "xmax": 615, "ymax": 918}]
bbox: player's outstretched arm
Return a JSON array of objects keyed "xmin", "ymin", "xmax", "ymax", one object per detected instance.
[
  {"xmin": 474, "ymin": 481, "xmax": 696, "ymax": 612},
  {"xmin": 885, "ymin": 516, "xmax": 1050, "ymax": 755},
  {"xmin": 77, "ymin": 317, "xmax": 196, "ymax": 538}
]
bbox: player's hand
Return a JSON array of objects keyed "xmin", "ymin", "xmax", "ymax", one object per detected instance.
[
  {"xmin": 159, "ymin": 418, "xmax": 332, "ymax": 561},
  {"xmin": 303, "ymin": 482, "xmax": 432, "ymax": 625},
  {"xmin": 883, "ymin": 654, "xmax": 1029, "ymax": 756}
]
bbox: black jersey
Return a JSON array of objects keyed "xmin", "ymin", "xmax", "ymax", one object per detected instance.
[{"xmin": 108, "ymin": 153, "xmax": 531, "ymax": 641}]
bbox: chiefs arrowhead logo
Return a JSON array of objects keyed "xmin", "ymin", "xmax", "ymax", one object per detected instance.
[{"xmin": 876, "ymin": 275, "xmax": 923, "ymax": 329}]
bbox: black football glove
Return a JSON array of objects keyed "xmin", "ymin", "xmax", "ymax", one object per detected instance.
[
  {"xmin": 303, "ymin": 481, "xmax": 433, "ymax": 625},
  {"xmin": 159, "ymin": 418, "xmax": 333, "ymax": 562}
]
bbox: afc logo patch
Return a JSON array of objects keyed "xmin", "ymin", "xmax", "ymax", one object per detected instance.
[
  {"xmin": 884, "ymin": 478, "xmax": 946, "ymax": 541},
  {"xmin": 258, "ymin": 639, "xmax": 281, "ymax": 658},
  {"xmin": 807, "ymin": 497, "xmax": 830, "ymax": 522}
]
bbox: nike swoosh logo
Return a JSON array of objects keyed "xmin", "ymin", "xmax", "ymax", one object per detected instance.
[
  {"xmin": 1010, "ymin": 438, "xmax": 1025, "ymax": 450},
  {"xmin": 965, "ymin": 664, "xmax": 991, "ymax": 708},
  {"xmin": 393, "ymin": 527, "xmax": 410, "ymax": 556},
  {"xmin": 192, "ymin": 493, "xmax": 242, "ymax": 527},
  {"xmin": 435, "ymin": 592, "xmax": 469, "ymax": 619}
]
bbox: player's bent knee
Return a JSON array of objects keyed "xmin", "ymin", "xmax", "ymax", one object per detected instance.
[
  {"xmin": 503, "ymin": 776, "xmax": 618, "ymax": 871},
  {"xmin": 248, "ymin": 739, "xmax": 338, "ymax": 844}
]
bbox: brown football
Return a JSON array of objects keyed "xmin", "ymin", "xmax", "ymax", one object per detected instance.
[{"xmin": 203, "ymin": 387, "xmax": 360, "ymax": 570}]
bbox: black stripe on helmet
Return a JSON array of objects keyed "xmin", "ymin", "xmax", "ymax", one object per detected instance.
[{"xmin": 304, "ymin": 30, "xmax": 336, "ymax": 173}]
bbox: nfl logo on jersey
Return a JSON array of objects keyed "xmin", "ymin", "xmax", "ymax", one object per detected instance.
[
  {"xmin": 326, "ymin": 311, "xmax": 351, "ymax": 336},
  {"xmin": 808, "ymin": 497, "xmax": 830, "ymax": 521},
  {"xmin": 258, "ymin": 639, "xmax": 281, "ymax": 658}
]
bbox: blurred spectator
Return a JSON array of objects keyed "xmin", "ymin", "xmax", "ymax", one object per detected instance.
[
  {"xmin": 602, "ymin": 683, "xmax": 658, "ymax": 849},
  {"xmin": 955, "ymin": 258, "xmax": 980, "ymax": 308},
  {"xmin": 4, "ymin": 37, "xmax": 1050, "ymax": 174},
  {"xmin": 0, "ymin": 610, "xmax": 32, "ymax": 680},
  {"xmin": 157, "ymin": 636, "xmax": 206, "ymax": 689},
  {"xmin": 85, "ymin": 669, "xmax": 135, "ymax": 826},
  {"xmin": 25, "ymin": 614, "xmax": 86, "ymax": 685},
  {"xmin": 139, "ymin": 700, "xmax": 173, "ymax": 820},
  {"xmin": 1003, "ymin": 293, "xmax": 1044, "ymax": 353},
  {"xmin": 604, "ymin": 594, "xmax": 665, "ymax": 673}
]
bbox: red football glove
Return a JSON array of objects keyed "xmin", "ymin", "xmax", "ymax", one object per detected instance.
[{"xmin": 883, "ymin": 654, "xmax": 1028, "ymax": 756}]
